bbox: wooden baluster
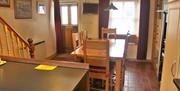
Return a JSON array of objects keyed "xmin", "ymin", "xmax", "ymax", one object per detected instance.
[
  {"xmin": 26, "ymin": 47, "xmax": 30, "ymax": 58},
  {"xmin": 22, "ymin": 43, "xmax": 29, "ymax": 58},
  {"xmin": 21, "ymin": 42, "xmax": 25, "ymax": 58},
  {"xmin": 10, "ymin": 31, "xmax": 16, "ymax": 56},
  {"xmin": 16, "ymin": 37, "xmax": 21, "ymax": 57},
  {"xmin": 3, "ymin": 25, "xmax": 11, "ymax": 56},
  {"xmin": 23, "ymin": 45, "xmax": 28, "ymax": 58},
  {"xmin": 0, "ymin": 31, "xmax": 4, "ymax": 55},
  {"xmin": 28, "ymin": 38, "xmax": 35, "ymax": 58}
]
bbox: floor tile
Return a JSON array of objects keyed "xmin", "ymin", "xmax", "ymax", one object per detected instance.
[{"xmin": 123, "ymin": 61, "xmax": 160, "ymax": 91}]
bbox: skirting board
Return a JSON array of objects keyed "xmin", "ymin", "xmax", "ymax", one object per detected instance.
[
  {"xmin": 46, "ymin": 53, "xmax": 57, "ymax": 60},
  {"xmin": 126, "ymin": 58, "xmax": 152, "ymax": 62}
]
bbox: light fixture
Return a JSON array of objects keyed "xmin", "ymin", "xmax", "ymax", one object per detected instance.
[{"xmin": 104, "ymin": 3, "xmax": 118, "ymax": 11}]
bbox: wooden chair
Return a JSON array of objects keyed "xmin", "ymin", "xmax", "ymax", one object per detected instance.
[
  {"xmin": 127, "ymin": 35, "xmax": 138, "ymax": 44},
  {"xmin": 72, "ymin": 31, "xmax": 87, "ymax": 62},
  {"xmin": 71, "ymin": 33, "xmax": 81, "ymax": 62},
  {"xmin": 101, "ymin": 27, "xmax": 117, "ymax": 40},
  {"xmin": 83, "ymin": 40, "xmax": 110, "ymax": 91}
]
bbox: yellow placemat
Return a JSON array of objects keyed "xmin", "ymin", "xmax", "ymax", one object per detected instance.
[
  {"xmin": 35, "ymin": 65, "xmax": 57, "ymax": 71},
  {"xmin": 0, "ymin": 60, "xmax": 7, "ymax": 66}
]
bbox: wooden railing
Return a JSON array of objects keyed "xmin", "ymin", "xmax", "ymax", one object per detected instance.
[{"xmin": 0, "ymin": 17, "xmax": 34, "ymax": 58}]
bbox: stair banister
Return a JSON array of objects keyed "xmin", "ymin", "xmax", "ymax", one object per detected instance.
[{"xmin": 0, "ymin": 17, "xmax": 34, "ymax": 58}]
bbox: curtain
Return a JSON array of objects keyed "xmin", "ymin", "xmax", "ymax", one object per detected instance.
[
  {"xmin": 54, "ymin": 0, "xmax": 64, "ymax": 53},
  {"xmin": 137, "ymin": 0, "xmax": 150, "ymax": 60},
  {"xmin": 99, "ymin": 0, "xmax": 110, "ymax": 39}
]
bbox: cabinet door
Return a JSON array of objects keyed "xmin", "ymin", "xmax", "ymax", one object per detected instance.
[
  {"xmin": 160, "ymin": 6, "xmax": 180, "ymax": 91},
  {"xmin": 177, "ymin": 10, "xmax": 180, "ymax": 78}
]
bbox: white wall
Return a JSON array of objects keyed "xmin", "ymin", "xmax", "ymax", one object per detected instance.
[
  {"xmin": 79, "ymin": 0, "xmax": 99, "ymax": 39},
  {"xmin": 0, "ymin": 0, "xmax": 56, "ymax": 59}
]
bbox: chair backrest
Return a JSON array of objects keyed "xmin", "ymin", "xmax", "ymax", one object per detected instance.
[
  {"xmin": 101, "ymin": 27, "xmax": 116, "ymax": 39},
  {"xmin": 127, "ymin": 35, "xmax": 138, "ymax": 44},
  {"xmin": 72, "ymin": 31, "xmax": 87, "ymax": 50},
  {"xmin": 72, "ymin": 33, "xmax": 78, "ymax": 50},
  {"xmin": 79, "ymin": 30, "xmax": 87, "ymax": 46},
  {"xmin": 83, "ymin": 40, "xmax": 109, "ymax": 71}
]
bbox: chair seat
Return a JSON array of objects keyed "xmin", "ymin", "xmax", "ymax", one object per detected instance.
[
  {"xmin": 87, "ymin": 56, "xmax": 108, "ymax": 60},
  {"xmin": 90, "ymin": 68, "xmax": 106, "ymax": 73},
  {"xmin": 86, "ymin": 59, "xmax": 109, "ymax": 69}
]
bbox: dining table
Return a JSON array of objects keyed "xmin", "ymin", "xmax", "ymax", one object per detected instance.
[
  {"xmin": 71, "ymin": 39, "xmax": 127, "ymax": 91},
  {"xmin": 0, "ymin": 56, "xmax": 89, "ymax": 91},
  {"xmin": 71, "ymin": 39, "xmax": 126, "ymax": 59}
]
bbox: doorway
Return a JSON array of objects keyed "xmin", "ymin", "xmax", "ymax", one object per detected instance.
[{"xmin": 60, "ymin": 3, "xmax": 78, "ymax": 53}]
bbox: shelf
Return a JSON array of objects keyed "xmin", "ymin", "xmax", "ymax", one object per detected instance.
[{"xmin": 173, "ymin": 79, "xmax": 180, "ymax": 90}]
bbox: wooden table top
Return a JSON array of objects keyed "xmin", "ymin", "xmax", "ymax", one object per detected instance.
[
  {"xmin": 71, "ymin": 39, "xmax": 126, "ymax": 59},
  {"xmin": 0, "ymin": 57, "xmax": 88, "ymax": 91}
]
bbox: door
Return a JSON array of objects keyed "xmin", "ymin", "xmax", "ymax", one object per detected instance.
[{"xmin": 60, "ymin": 4, "xmax": 78, "ymax": 52}]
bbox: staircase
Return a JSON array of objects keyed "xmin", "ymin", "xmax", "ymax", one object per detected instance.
[{"xmin": 0, "ymin": 17, "xmax": 34, "ymax": 58}]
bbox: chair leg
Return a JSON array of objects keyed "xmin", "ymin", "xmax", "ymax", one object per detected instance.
[
  {"xmin": 107, "ymin": 34, "xmax": 110, "ymax": 39},
  {"xmin": 102, "ymin": 80, "xmax": 104, "ymax": 90},
  {"xmin": 87, "ymin": 75, "xmax": 90, "ymax": 91},
  {"xmin": 110, "ymin": 77, "xmax": 112, "ymax": 91},
  {"xmin": 106, "ymin": 78, "xmax": 109, "ymax": 91}
]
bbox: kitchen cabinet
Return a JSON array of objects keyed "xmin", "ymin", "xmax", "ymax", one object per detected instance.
[{"xmin": 160, "ymin": 1, "xmax": 180, "ymax": 91}]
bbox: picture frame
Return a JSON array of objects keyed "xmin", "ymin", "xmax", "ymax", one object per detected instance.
[
  {"xmin": 14, "ymin": 0, "xmax": 32, "ymax": 19},
  {"xmin": 0, "ymin": 0, "xmax": 10, "ymax": 7},
  {"xmin": 37, "ymin": 1, "xmax": 46, "ymax": 14}
]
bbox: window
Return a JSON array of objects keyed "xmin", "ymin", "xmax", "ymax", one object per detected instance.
[
  {"xmin": 71, "ymin": 6, "xmax": 78, "ymax": 25},
  {"xmin": 61, "ymin": 6, "xmax": 68, "ymax": 25},
  {"xmin": 61, "ymin": 4, "xmax": 78, "ymax": 25},
  {"xmin": 109, "ymin": 1, "xmax": 139, "ymax": 35}
]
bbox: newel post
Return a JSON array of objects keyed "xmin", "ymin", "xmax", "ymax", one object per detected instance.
[{"xmin": 27, "ymin": 38, "xmax": 35, "ymax": 58}]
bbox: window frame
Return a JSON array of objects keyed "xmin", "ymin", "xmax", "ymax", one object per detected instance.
[{"xmin": 60, "ymin": 3, "xmax": 78, "ymax": 26}]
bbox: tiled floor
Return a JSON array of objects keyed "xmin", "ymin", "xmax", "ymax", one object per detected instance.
[{"xmin": 123, "ymin": 61, "xmax": 160, "ymax": 91}]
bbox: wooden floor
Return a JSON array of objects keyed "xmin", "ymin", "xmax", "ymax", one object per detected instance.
[
  {"xmin": 124, "ymin": 61, "xmax": 160, "ymax": 91},
  {"xmin": 53, "ymin": 54, "xmax": 160, "ymax": 91}
]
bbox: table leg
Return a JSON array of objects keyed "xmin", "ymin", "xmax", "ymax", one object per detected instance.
[{"xmin": 115, "ymin": 60, "xmax": 122, "ymax": 91}]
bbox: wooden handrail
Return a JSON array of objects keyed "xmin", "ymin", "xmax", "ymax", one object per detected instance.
[
  {"xmin": 34, "ymin": 40, "xmax": 45, "ymax": 46},
  {"xmin": 0, "ymin": 17, "xmax": 34, "ymax": 58},
  {"xmin": 0, "ymin": 17, "xmax": 29, "ymax": 46}
]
